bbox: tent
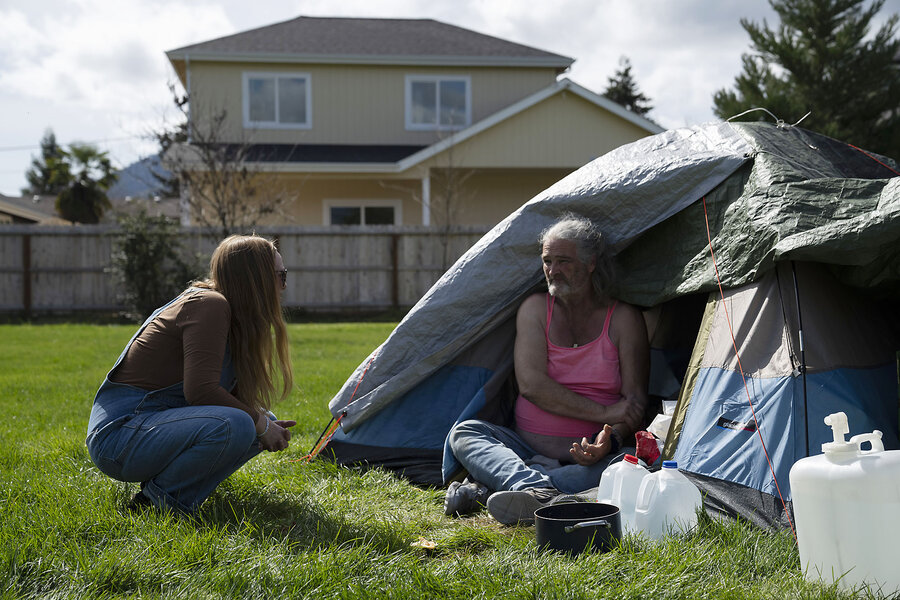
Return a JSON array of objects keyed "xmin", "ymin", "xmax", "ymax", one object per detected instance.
[{"xmin": 322, "ymin": 121, "xmax": 900, "ymax": 528}]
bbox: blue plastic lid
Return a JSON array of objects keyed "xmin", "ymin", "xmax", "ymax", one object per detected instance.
[{"xmin": 662, "ymin": 460, "xmax": 678, "ymax": 469}]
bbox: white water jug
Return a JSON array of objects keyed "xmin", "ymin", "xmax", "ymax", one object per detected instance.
[
  {"xmin": 633, "ymin": 460, "xmax": 703, "ymax": 540},
  {"xmin": 789, "ymin": 412, "xmax": 900, "ymax": 595},
  {"xmin": 596, "ymin": 454, "xmax": 650, "ymax": 532}
]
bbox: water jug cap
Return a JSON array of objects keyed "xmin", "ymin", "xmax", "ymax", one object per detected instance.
[
  {"xmin": 822, "ymin": 412, "xmax": 855, "ymax": 454},
  {"xmin": 624, "ymin": 454, "xmax": 638, "ymax": 464},
  {"xmin": 662, "ymin": 460, "xmax": 678, "ymax": 469}
]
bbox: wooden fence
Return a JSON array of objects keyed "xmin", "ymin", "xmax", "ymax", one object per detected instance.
[{"xmin": 0, "ymin": 224, "xmax": 491, "ymax": 317}]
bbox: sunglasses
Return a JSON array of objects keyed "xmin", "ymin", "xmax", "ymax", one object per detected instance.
[{"xmin": 276, "ymin": 269, "xmax": 287, "ymax": 287}]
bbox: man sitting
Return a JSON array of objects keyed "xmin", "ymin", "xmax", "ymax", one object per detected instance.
[{"xmin": 445, "ymin": 214, "xmax": 649, "ymax": 524}]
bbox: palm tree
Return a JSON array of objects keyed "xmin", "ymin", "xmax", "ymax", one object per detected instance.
[{"xmin": 55, "ymin": 144, "xmax": 118, "ymax": 224}]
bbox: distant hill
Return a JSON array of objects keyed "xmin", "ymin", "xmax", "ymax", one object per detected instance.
[{"xmin": 108, "ymin": 155, "xmax": 172, "ymax": 199}]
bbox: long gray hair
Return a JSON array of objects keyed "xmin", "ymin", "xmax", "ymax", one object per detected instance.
[{"xmin": 539, "ymin": 213, "xmax": 616, "ymax": 300}]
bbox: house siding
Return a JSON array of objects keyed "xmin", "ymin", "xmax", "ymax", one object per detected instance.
[
  {"xmin": 264, "ymin": 175, "xmax": 424, "ymax": 225},
  {"xmin": 236, "ymin": 169, "xmax": 569, "ymax": 227},
  {"xmin": 186, "ymin": 61, "xmax": 557, "ymax": 145},
  {"xmin": 427, "ymin": 169, "xmax": 571, "ymax": 225},
  {"xmin": 422, "ymin": 91, "xmax": 655, "ymax": 169}
]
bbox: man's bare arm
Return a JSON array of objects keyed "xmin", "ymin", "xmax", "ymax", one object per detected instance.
[
  {"xmin": 514, "ymin": 294, "xmax": 643, "ymax": 426},
  {"xmin": 608, "ymin": 302, "xmax": 651, "ymax": 439}
]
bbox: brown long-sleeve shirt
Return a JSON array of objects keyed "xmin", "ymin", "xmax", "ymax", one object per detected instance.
[{"xmin": 111, "ymin": 288, "xmax": 259, "ymax": 421}]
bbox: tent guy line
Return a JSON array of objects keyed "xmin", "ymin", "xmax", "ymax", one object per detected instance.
[{"xmin": 702, "ymin": 194, "xmax": 797, "ymax": 542}]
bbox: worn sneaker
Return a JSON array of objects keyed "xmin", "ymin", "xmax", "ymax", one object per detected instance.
[
  {"xmin": 443, "ymin": 478, "xmax": 490, "ymax": 516},
  {"xmin": 486, "ymin": 487, "xmax": 562, "ymax": 525}
]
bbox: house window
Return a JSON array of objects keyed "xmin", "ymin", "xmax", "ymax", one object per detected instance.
[
  {"xmin": 243, "ymin": 72, "xmax": 311, "ymax": 129},
  {"xmin": 405, "ymin": 76, "xmax": 470, "ymax": 130},
  {"xmin": 324, "ymin": 200, "xmax": 401, "ymax": 226}
]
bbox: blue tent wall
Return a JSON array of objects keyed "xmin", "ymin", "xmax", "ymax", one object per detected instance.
[
  {"xmin": 325, "ymin": 311, "xmax": 520, "ymax": 486},
  {"xmin": 669, "ymin": 262, "xmax": 900, "ymax": 528}
]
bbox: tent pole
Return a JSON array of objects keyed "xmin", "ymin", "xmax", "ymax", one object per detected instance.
[{"xmin": 790, "ymin": 261, "xmax": 810, "ymax": 456}]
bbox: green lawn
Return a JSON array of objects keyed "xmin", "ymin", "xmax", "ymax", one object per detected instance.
[{"xmin": 0, "ymin": 323, "xmax": 866, "ymax": 599}]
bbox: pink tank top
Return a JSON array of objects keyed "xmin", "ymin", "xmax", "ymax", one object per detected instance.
[{"xmin": 514, "ymin": 294, "xmax": 622, "ymax": 438}]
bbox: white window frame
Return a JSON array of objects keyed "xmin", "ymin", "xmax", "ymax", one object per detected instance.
[
  {"xmin": 242, "ymin": 71, "xmax": 312, "ymax": 129},
  {"xmin": 404, "ymin": 75, "xmax": 471, "ymax": 131},
  {"xmin": 323, "ymin": 199, "xmax": 403, "ymax": 226}
]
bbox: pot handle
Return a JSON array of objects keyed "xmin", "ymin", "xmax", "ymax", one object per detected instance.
[{"xmin": 564, "ymin": 519, "xmax": 610, "ymax": 533}]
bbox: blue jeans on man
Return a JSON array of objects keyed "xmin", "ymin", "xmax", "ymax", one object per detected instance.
[{"xmin": 448, "ymin": 419, "xmax": 631, "ymax": 495}]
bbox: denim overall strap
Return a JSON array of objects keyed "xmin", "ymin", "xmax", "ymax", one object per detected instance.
[{"xmin": 86, "ymin": 289, "xmax": 235, "ymax": 442}]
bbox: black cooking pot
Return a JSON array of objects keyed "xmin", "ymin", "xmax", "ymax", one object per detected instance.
[{"xmin": 534, "ymin": 502, "xmax": 622, "ymax": 556}]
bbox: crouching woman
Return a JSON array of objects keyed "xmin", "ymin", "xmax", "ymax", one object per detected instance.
[{"xmin": 86, "ymin": 234, "xmax": 296, "ymax": 513}]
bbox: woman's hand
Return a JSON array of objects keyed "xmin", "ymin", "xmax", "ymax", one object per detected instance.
[
  {"xmin": 569, "ymin": 424, "xmax": 613, "ymax": 466},
  {"xmin": 257, "ymin": 416, "xmax": 297, "ymax": 452}
]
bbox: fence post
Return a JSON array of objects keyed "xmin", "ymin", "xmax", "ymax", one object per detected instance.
[
  {"xmin": 22, "ymin": 234, "xmax": 31, "ymax": 319},
  {"xmin": 391, "ymin": 233, "xmax": 399, "ymax": 309}
]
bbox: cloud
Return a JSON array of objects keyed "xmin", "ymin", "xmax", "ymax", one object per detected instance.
[
  {"xmin": 1, "ymin": 0, "xmax": 233, "ymax": 111},
  {"xmin": 1, "ymin": 0, "xmax": 898, "ymax": 195}
]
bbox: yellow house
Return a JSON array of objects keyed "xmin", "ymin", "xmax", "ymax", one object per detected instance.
[{"xmin": 165, "ymin": 16, "xmax": 663, "ymax": 227}]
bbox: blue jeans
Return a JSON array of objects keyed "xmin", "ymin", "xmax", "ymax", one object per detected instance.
[
  {"xmin": 448, "ymin": 419, "xmax": 630, "ymax": 494},
  {"xmin": 88, "ymin": 396, "xmax": 263, "ymax": 513}
]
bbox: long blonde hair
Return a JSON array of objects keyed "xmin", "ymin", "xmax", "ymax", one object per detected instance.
[{"xmin": 195, "ymin": 234, "xmax": 293, "ymax": 412}]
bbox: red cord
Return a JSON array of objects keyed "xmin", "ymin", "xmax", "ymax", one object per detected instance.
[
  {"xmin": 846, "ymin": 144, "xmax": 900, "ymax": 176},
  {"xmin": 701, "ymin": 196, "xmax": 798, "ymax": 542}
]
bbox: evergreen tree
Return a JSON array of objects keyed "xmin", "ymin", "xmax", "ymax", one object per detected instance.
[
  {"xmin": 603, "ymin": 57, "xmax": 653, "ymax": 116},
  {"xmin": 714, "ymin": 0, "xmax": 900, "ymax": 159},
  {"xmin": 22, "ymin": 129, "xmax": 69, "ymax": 196}
]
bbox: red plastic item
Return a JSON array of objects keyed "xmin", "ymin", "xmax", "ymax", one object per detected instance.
[{"xmin": 635, "ymin": 430, "xmax": 661, "ymax": 465}]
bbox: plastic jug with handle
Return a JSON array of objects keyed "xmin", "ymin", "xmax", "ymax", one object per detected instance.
[
  {"xmin": 790, "ymin": 411, "xmax": 900, "ymax": 596},
  {"xmin": 633, "ymin": 460, "xmax": 702, "ymax": 540},
  {"xmin": 596, "ymin": 454, "xmax": 650, "ymax": 532}
]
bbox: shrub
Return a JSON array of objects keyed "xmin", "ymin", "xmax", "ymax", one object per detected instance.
[{"xmin": 110, "ymin": 210, "xmax": 203, "ymax": 321}]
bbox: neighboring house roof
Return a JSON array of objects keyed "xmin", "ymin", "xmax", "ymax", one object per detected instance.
[
  {"xmin": 109, "ymin": 196, "xmax": 181, "ymax": 221},
  {"xmin": 0, "ymin": 195, "xmax": 70, "ymax": 225},
  {"xmin": 192, "ymin": 78, "xmax": 665, "ymax": 174},
  {"xmin": 166, "ymin": 16, "xmax": 573, "ymax": 71},
  {"xmin": 234, "ymin": 144, "xmax": 426, "ymax": 163}
]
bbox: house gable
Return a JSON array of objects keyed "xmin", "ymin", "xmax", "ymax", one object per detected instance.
[{"xmin": 401, "ymin": 79, "xmax": 664, "ymax": 171}]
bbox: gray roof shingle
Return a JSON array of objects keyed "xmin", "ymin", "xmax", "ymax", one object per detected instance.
[{"xmin": 166, "ymin": 16, "xmax": 572, "ymax": 69}]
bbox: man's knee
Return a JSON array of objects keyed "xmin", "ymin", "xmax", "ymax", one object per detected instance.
[{"xmin": 448, "ymin": 419, "xmax": 489, "ymax": 453}]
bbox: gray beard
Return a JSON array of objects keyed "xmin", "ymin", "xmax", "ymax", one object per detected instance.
[{"xmin": 548, "ymin": 281, "xmax": 575, "ymax": 298}]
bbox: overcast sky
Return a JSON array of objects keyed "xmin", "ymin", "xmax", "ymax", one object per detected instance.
[{"xmin": 1, "ymin": 0, "xmax": 898, "ymax": 196}]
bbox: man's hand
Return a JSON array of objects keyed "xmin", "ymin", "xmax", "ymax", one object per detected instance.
[
  {"xmin": 258, "ymin": 419, "xmax": 297, "ymax": 452},
  {"xmin": 570, "ymin": 424, "xmax": 613, "ymax": 466},
  {"xmin": 603, "ymin": 398, "xmax": 644, "ymax": 433}
]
